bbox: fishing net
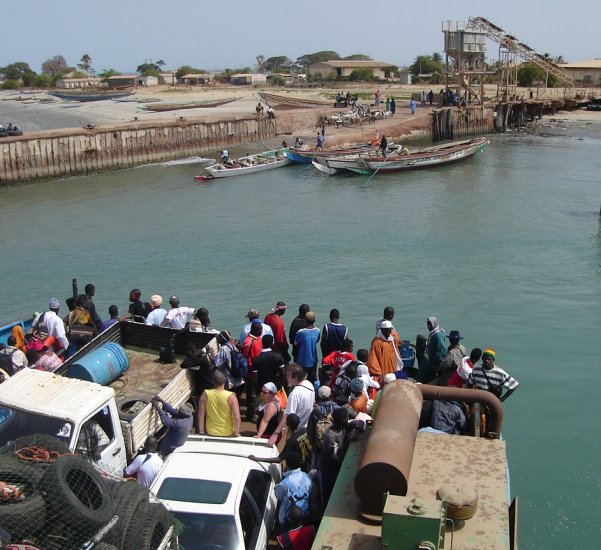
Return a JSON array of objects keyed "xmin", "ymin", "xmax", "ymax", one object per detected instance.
[{"xmin": 0, "ymin": 435, "xmax": 174, "ymax": 549}]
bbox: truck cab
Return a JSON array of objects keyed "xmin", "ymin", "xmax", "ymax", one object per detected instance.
[{"xmin": 0, "ymin": 369, "xmax": 128, "ymax": 473}]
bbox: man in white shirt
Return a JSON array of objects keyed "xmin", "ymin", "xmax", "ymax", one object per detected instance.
[
  {"xmin": 146, "ymin": 295, "xmax": 167, "ymax": 327},
  {"xmin": 33, "ymin": 298, "xmax": 69, "ymax": 351},
  {"xmin": 268, "ymin": 364, "xmax": 315, "ymax": 446},
  {"xmin": 161, "ymin": 296, "xmax": 196, "ymax": 330},
  {"xmin": 124, "ymin": 436, "xmax": 164, "ymax": 488}
]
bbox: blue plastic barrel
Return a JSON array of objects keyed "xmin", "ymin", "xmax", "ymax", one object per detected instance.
[{"xmin": 67, "ymin": 343, "xmax": 129, "ymax": 385}]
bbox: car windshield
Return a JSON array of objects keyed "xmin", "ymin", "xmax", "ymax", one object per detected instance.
[
  {"xmin": 172, "ymin": 512, "xmax": 240, "ymax": 549},
  {"xmin": 0, "ymin": 406, "xmax": 73, "ymax": 448},
  {"xmin": 157, "ymin": 478, "xmax": 232, "ymax": 504}
]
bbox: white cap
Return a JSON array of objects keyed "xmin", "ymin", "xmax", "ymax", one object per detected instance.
[
  {"xmin": 380, "ymin": 320, "xmax": 393, "ymax": 329},
  {"xmin": 262, "ymin": 382, "xmax": 277, "ymax": 394}
]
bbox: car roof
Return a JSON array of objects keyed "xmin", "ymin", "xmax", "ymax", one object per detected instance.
[{"xmin": 151, "ymin": 435, "xmax": 280, "ymax": 515}]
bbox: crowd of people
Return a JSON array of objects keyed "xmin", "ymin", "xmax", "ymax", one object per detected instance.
[{"xmin": 1, "ymin": 288, "xmax": 520, "ymax": 547}]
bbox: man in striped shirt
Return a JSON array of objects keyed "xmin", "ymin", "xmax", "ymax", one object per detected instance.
[{"xmin": 469, "ymin": 348, "xmax": 518, "ymax": 402}]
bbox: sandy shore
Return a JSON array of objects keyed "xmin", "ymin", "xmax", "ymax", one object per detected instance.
[{"xmin": 2, "ymin": 84, "xmax": 598, "ymax": 142}]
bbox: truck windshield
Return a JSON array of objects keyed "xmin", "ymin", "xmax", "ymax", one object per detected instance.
[
  {"xmin": 0, "ymin": 406, "xmax": 73, "ymax": 448},
  {"xmin": 172, "ymin": 512, "xmax": 239, "ymax": 549}
]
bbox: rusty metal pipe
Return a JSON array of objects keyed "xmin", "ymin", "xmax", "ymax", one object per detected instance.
[
  {"xmin": 354, "ymin": 381, "xmax": 422, "ymax": 512},
  {"xmin": 353, "ymin": 381, "xmax": 505, "ymax": 513},
  {"xmin": 417, "ymin": 384, "xmax": 504, "ymax": 437}
]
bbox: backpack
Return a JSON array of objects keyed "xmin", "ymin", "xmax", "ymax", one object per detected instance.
[
  {"xmin": 230, "ymin": 347, "xmax": 248, "ymax": 379},
  {"xmin": 0, "ymin": 349, "xmax": 17, "ymax": 377},
  {"xmin": 37, "ymin": 313, "xmax": 49, "ymax": 340},
  {"xmin": 314, "ymin": 412, "xmax": 334, "ymax": 450}
]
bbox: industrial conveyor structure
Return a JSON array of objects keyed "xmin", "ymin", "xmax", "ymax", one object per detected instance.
[{"xmin": 466, "ymin": 16, "xmax": 574, "ymax": 100}]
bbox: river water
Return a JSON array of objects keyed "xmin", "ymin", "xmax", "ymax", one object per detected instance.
[{"xmin": 1, "ymin": 115, "xmax": 600, "ymax": 547}]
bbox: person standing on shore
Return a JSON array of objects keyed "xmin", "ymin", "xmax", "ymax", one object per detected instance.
[
  {"xmin": 390, "ymin": 98, "xmax": 396, "ymax": 116},
  {"xmin": 316, "ymin": 132, "xmax": 324, "ymax": 151},
  {"xmin": 380, "ymin": 135, "xmax": 388, "ymax": 159},
  {"xmin": 410, "ymin": 98, "xmax": 416, "ymax": 115},
  {"xmin": 374, "ymin": 89, "xmax": 381, "ymax": 106},
  {"xmin": 385, "ymin": 97, "xmax": 391, "ymax": 112}
]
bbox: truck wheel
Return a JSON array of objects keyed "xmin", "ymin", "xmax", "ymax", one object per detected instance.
[
  {"xmin": 124, "ymin": 501, "xmax": 172, "ymax": 550},
  {"xmin": 104, "ymin": 480, "xmax": 150, "ymax": 547},
  {"xmin": 116, "ymin": 395, "xmax": 151, "ymax": 421},
  {"xmin": 41, "ymin": 455, "xmax": 114, "ymax": 534},
  {"xmin": 0, "ymin": 460, "xmax": 46, "ymax": 541}
]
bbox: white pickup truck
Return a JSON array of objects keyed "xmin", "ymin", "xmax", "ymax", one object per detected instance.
[
  {"xmin": 150, "ymin": 435, "xmax": 282, "ymax": 550},
  {"xmin": 0, "ymin": 321, "xmax": 217, "ymax": 473}
]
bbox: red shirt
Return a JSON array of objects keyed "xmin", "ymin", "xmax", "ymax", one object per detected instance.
[
  {"xmin": 323, "ymin": 351, "xmax": 355, "ymax": 388},
  {"xmin": 277, "ymin": 525, "xmax": 316, "ymax": 550},
  {"xmin": 242, "ymin": 335, "xmax": 262, "ymax": 368},
  {"xmin": 448, "ymin": 358, "xmax": 473, "ymax": 388},
  {"xmin": 264, "ymin": 312, "xmax": 288, "ymax": 352}
]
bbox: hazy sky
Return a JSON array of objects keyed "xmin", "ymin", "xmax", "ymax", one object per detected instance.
[{"xmin": 2, "ymin": 0, "xmax": 597, "ymax": 73}]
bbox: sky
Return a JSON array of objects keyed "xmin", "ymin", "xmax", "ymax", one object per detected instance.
[{"xmin": 1, "ymin": 0, "xmax": 598, "ymax": 74}]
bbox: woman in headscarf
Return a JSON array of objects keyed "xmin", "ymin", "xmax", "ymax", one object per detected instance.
[{"xmin": 11, "ymin": 325, "xmax": 27, "ymax": 353}]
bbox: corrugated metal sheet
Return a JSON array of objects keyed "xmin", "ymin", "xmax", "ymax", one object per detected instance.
[{"xmin": 0, "ymin": 369, "xmax": 114, "ymax": 424}]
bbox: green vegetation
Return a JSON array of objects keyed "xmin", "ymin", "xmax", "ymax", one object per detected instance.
[
  {"xmin": 175, "ymin": 65, "xmax": 206, "ymax": 79},
  {"xmin": 409, "ymin": 55, "xmax": 444, "ymax": 78},
  {"xmin": 517, "ymin": 62, "xmax": 558, "ymax": 87},
  {"xmin": 0, "ymin": 62, "xmax": 37, "ymax": 86},
  {"xmin": 349, "ymin": 68, "xmax": 375, "ymax": 82},
  {"xmin": 137, "ymin": 59, "xmax": 165, "ymax": 76},
  {"xmin": 1, "ymin": 79, "xmax": 21, "ymax": 90}
]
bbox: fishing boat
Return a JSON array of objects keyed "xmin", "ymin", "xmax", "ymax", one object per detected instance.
[
  {"xmin": 50, "ymin": 89, "xmax": 135, "ymax": 102},
  {"xmin": 258, "ymin": 91, "xmax": 331, "ymax": 109},
  {"xmin": 286, "ymin": 143, "xmax": 376, "ymax": 164},
  {"xmin": 194, "ymin": 149, "xmax": 291, "ymax": 181},
  {"xmin": 313, "ymin": 137, "xmax": 490, "ymax": 175},
  {"xmin": 144, "ymin": 97, "xmax": 240, "ymax": 112}
]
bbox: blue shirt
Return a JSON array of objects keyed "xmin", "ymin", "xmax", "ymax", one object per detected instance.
[
  {"xmin": 295, "ymin": 327, "xmax": 320, "ymax": 369},
  {"xmin": 275, "ymin": 468, "xmax": 312, "ymax": 524}
]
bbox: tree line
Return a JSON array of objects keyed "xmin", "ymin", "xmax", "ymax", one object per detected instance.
[{"xmin": 1, "ymin": 49, "xmax": 567, "ymax": 89}]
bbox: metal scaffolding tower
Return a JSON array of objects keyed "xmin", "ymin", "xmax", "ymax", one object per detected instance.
[{"xmin": 466, "ymin": 16, "xmax": 574, "ymax": 99}]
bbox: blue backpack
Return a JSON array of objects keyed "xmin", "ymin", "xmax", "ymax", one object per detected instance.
[{"xmin": 230, "ymin": 347, "xmax": 248, "ymax": 378}]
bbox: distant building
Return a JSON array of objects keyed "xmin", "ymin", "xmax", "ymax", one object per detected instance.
[
  {"xmin": 180, "ymin": 73, "xmax": 214, "ymax": 85},
  {"xmin": 558, "ymin": 59, "xmax": 601, "ymax": 86},
  {"xmin": 105, "ymin": 74, "xmax": 159, "ymax": 88},
  {"xmin": 55, "ymin": 77, "xmax": 102, "ymax": 89},
  {"xmin": 308, "ymin": 60, "xmax": 396, "ymax": 80},
  {"xmin": 159, "ymin": 72, "xmax": 177, "ymax": 85},
  {"xmin": 398, "ymin": 70, "xmax": 412, "ymax": 85},
  {"xmin": 270, "ymin": 73, "xmax": 307, "ymax": 85},
  {"xmin": 230, "ymin": 73, "xmax": 267, "ymax": 85}
]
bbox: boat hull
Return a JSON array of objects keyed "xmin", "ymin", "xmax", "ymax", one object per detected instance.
[
  {"xmin": 145, "ymin": 97, "xmax": 240, "ymax": 112},
  {"xmin": 195, "ymin": 149, "xmax": 291, "ymax": 180},
  {"xmin": 317, "ymin": 138, "xmax": 490, "ymax": 175}
]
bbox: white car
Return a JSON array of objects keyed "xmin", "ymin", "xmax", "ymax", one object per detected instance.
[{"xmin": 150, "ymin": 435, "xmax": 282, "ymax": 550}]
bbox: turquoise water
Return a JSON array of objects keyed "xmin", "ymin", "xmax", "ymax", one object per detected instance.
[{"xmin": 1, "ymin": 125, "xmax": 600, "ymax": 547}]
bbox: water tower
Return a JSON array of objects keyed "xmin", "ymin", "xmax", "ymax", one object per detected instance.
[{"xmin": 442, "ymin": 20, "xmax": 488, "ymax": 105}]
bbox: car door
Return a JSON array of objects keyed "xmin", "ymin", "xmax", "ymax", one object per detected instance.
[{"xmin": 239, "ymin": 469, "xmax": 274, "ymax": 549}]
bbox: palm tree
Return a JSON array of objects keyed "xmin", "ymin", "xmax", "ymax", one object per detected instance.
[{"xmin": 432, "ymin": 52, "xmax": 443, "ymax": 64}]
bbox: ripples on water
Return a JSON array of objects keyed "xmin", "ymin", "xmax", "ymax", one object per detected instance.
[{"xmin": 1, "ymin": 123, "xmax": 601, "ymax": 547}]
